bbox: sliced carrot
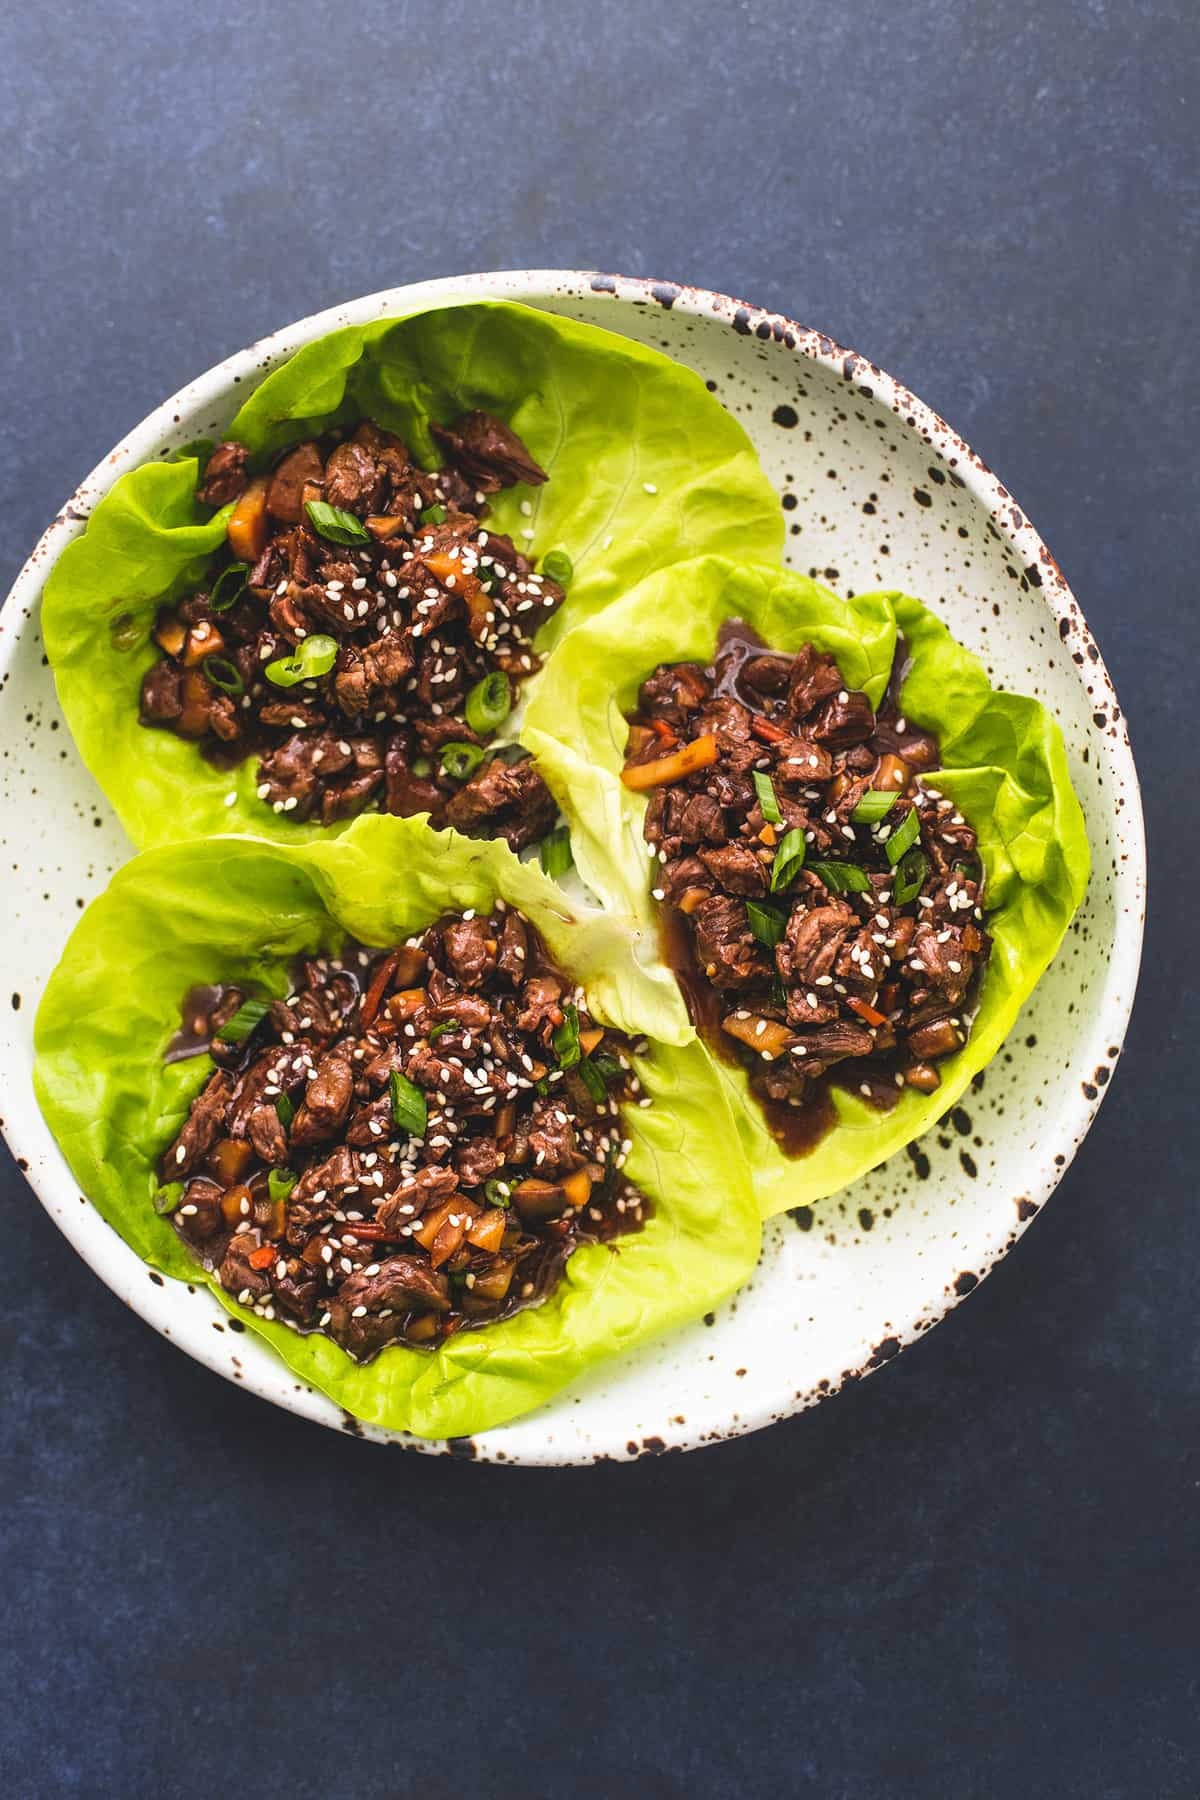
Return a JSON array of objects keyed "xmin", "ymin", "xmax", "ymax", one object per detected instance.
[
  {"xmin": 846, "ymin": 996, "xmax": 887, "ymax": 1028},
  {"xmin": 226, "ymin": 477, "xmax": 269, "ymax": 561},
  {"xmin": 750, "ymin": 716, "xmax": 789, "ymax": 744},
  {"xmin": 561, "ymin": 1167, "xmax": 593, "ymax": 1210},
  {"xmin": 466, "ymin": 1209, "xmax": 507, "ymax": 1254},
  {"xmin": 620, "ymin": 735, "xmax": 718, "ymax": 791},
  {"xmin": 360, "ymin": 952, "xmax": 400, "ymax": 1028},
  {"xmin": 248, "ymin": 1243, "xmax": 275, "ymax": 1270}
]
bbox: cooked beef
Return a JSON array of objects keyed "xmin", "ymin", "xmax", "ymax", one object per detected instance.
[
  {"xmin": 163, "ymin": 911, "xmax": 649, "ymax": 1358},
  {"xmin": 444, "ymin": 754, "xmax": 558, "ymax": 851},
  {"xmin": 623, "ymin": 617, "xmax": 991, "ymax": 1141},
  {"xmin": 140, "ymin": 418, "xmax": 565, "ymax": 851},
  {"xmin": 196, "ymin": 440, "xmax": 249, "ymax": 508},
  {"xmin": 693, "ymin": 895, "xmax": 772, "ymax": 990},
  {"xmin": 431, "ymin": 411, "xmax": 549, "ymax": 492}
]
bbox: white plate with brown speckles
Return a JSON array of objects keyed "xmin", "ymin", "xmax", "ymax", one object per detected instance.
[{"xmin": 0, "ymin": 271, "xmax": 1145, "ymax": 1464}]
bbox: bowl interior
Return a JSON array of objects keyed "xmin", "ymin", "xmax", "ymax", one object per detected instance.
[{"xmin": 0, "ymin": 271, "xmax": 1143, "ymax": 1462}]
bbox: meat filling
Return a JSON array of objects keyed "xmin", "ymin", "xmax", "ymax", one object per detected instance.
[
  {"xmin": 141, "ymin": 417, "xmax": 565, "ymax": 850},
  {"xmin": 157, "ymin": 909, "xmax": 649, "ymax": 1357},
  {"xmin": 622, "ymin": 620, "xmax": 992, "ymax": 1149}
]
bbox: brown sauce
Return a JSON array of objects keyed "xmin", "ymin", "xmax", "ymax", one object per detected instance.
[{"xmin": 165, "ymin": 983, "xmax": 240, "ymax": 1063}]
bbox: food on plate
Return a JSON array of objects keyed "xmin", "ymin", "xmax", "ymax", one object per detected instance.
[
  {"xmin": 621, "ymin": 618, "xmax": 991, "ymax": 1146},
  {"xmin": 139, "ymin": 416, "xmax": 564, "ymax": 847},
  {"xmin": 41, "ymin": 299, "xmax": 783, "ymax": 851},
  {"xmin": 161, "ymin": 905, "xmax": 650, "ymax": 1357},
  {"xmin": 524, "ymin": 556, "xmax": 1090, "ymax": 1219},
  {"xmin": 34, "ymin": 820, "xmax": 760, "ymax": 1437}
]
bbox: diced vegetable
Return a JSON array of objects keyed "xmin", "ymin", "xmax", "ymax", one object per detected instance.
[
  {"xmin": 226, "ymin": 478, "xmax": 270, "ymax": 560},
  {"xmin": 620, "ymin": 735, "xmax": 718, "ymax": 791},
  {"xmin": 721, "ymin": 1014, "xmax": 795, "ymax": 1059}
]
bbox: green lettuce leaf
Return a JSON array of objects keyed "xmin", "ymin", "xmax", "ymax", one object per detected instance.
[
  {"xmin": 33, "ymin": 816, "xmax": 760, "ymax": 1438},
  {"xmin": 524, "ymin": 555, "xmax": 1090, "ymax": 1219},
  {"xmin": 42, "ymin": 300, "xmax": 782, "ymax": 852}
]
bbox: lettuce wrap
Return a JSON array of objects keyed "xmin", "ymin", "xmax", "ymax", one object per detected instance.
[
  {"xmin": 523, "ymin": 556, "xmax": 1091, "ymax": 1219},
  {"xmin": 33, "ymin": 816, "xmax": 761, "ymax": 1438},
  {"xmin": 41, "ymin": 300, "xmax": 783, "ymax": 852}
]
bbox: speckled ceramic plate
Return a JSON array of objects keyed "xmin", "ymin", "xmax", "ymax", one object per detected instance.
[{"xmin": 0, "ymin": 271, "xmax": 1144, "ymax": 1463}]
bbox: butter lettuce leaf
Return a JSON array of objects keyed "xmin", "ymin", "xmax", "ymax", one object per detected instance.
[
  {"xmin": 524, "ymin": 556, "xmax": 1090, "ymax": 1219},
  {"xmin": 33, "ymin": 817, "xmax": 760, "ymax": 1438},
  {"xmin": 43, "ymin": 300, "xmax": 782, "ymax": 851}
]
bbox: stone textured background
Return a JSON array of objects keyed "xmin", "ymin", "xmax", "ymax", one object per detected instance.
[{"xmin": 2, "ymin": 2, "xmax": 1195, "ymax": 1794}]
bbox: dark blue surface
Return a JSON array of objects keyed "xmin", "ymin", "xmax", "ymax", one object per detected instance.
[{"xmin": 2, "ymin": 3, "xmax": 1196, "ymax": 1795}]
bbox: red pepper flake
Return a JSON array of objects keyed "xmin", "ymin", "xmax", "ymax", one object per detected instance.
[{"xmin": 248, "ymin": 1244, "xmax": 276, "ymax": 1270}]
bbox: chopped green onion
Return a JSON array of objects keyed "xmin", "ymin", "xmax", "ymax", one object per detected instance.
[
  {"xmin": 590, "ymin": 1051, "xmax": 624, "ymax": 1085},
  {"xmin": 893, "ymin": 847, "xmax": 928, "ymax": 906},
  {"xmin": 275, "ymin": 1092, "xmax": 294, "ymax": 1128},
  {"xmin": 770, "ymin": 975, "xmax": 788, "ymax": 1010},
  {"xmin": 753, "ymin": 770, "xmax": 782, "ymax": 824},
  {"xmin": 412, "ymin": 755, "xmax": 433, "ymax": 778},
  {"xmin": 421, "ymin": 503, "xmax": 447, "ymax": 525},
  {"xmin": 154, "ymin": 1182, "xmax": 185, "ymax": 1215},
  {"xmin": 851, "ymin": 788, "xmax": 898, "ymax": 825},
  {"xmin": 535, "ymin": 1078, "xmax": 549, "ymax": 1097},
  {"xmin": 427, "ymin": 1020, "xmax": 455, "ymax": 1042},
  {"xmin": 304, "ymin": 500, "xmax": 370, "ymax": 545},
  {"xmin": 578, "ymin": 1057, "xmax": 607, "ymax": 1103},
  {"xmin": 769, "ymin": 826, "xmax": 807, "ymax": 893},
  {"xmin": 216, "ymin": 998, "xmax": 270, "ymax": 1044},
  {"xmin": 202, "ymin": 654, "xmax": 244, "ymax": 697},
  {"xmin": 539, "ymin": 826, "xmax": 573, "ymax": 879},
  {"xmin": 389, "ymin": 1069, "xmax": 427, "ymax": 1136},
  {"xmin": 808, "ymin": 860, "xmax": 871, "ymax": 895},
  {"xmin": 540, "ymin": 548, "xmax": 573, "ymax": 587},
  {"xmin": 265, "ymin": 634, "xmax": 339, "ymax": 688},
  {"xmin": 484, "ymin": 1177, "xmax": 512, "ymax": 1209},
  {"xmin": 209, "ymin": 561, "xmax": 250, "ymax": 613},
  {"xmin": 885, "ymin": 804, "xmax": 920, "ymax": 866},
  {"xmin": 746, "ymin": 900, "xmax": 787, "ymax": 947},
  {"xmin": 268, "ymin": 1168, "xmax": 298, "ymax": 1206},
  {"xmin": 440, "ymin": 741, "xmax": 485, "ymax": 781},
  {"xmin": 464, "ymin": 670, "xmax": 512, "ymax": 736},
  {"xmin": 553, "ymin": 1002, "xmax": 582, "ymax": 1069}
]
